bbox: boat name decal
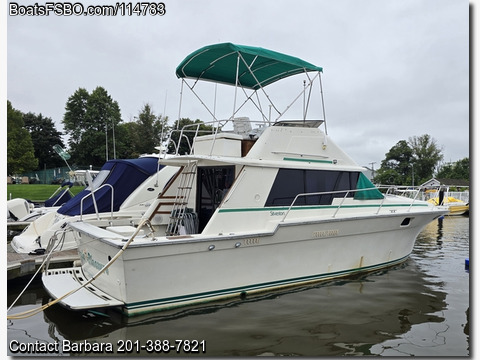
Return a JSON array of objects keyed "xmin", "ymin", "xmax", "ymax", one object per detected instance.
[
  {"xmin": 270, "ymin": 211, "xmax": 285, "ymax": 216},
  {"xmin": 80, "ymin": 250, "xmax": 109, "ymax": 275},
  {"xmin": 313, "ymin": 229, "xmax": 339, "ymax": 238}
]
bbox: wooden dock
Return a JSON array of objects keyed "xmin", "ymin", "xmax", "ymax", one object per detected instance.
[{"xmin": 7, "ymin": 245, "xmax": 79, "ymax": 281}]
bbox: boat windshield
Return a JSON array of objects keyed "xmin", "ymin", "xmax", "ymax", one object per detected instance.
[{"xmin": 84, "ymin": 169, "xmax": 110, "ymax": 191}]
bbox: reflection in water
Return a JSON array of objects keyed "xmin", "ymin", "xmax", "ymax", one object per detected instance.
[
  {"xmin": 40, "ymin": 264, "xmax": 446, "ymax": 356},
  {"xmin": 436, "ymin": 217, "xmax": 444, "ymax": 246},
  {"xmin": 371, "ymin": 216, "xmax": 469, "ymax": 356},
  {"xmin": 7, "ymin": 217, "xmax": 469, "ymax": 356}
]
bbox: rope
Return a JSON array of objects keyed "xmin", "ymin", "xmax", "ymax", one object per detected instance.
[
  {"xmin": 7, "ymin": 237, "xmax": 59, "ymax": 314},
  {"xmin": 7, "ymin": 218, "xmax": 148, "ymax": 320}
]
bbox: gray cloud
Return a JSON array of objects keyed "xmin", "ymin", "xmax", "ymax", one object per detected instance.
[{"xmin": 7, "ymin": 0, "xmax": 469, "ymax": 168}]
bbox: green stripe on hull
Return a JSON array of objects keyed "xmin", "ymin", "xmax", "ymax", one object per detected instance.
[
  {"xmin": 124, "ymin": 255, "xmax": 410, "ymax": 315},
  {"xmin": 218, "ymin": 203, "xmax": 428, "ymax": 213}
]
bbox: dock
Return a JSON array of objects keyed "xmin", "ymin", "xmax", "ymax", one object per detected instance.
[
  {"xmin": 7, "ymin": 245, "xmax": 79, "ymax": 281},
  {"xmin": 7, "ymin": 221, "xmax": 30, "ymax": 232}
]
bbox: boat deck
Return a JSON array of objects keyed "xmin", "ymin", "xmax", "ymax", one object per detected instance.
[{"xmin": 7, "ymin": 244, "xmax": 79, "ymax": 281}]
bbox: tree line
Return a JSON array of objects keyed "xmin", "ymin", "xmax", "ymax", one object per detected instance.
[
  {"xmin": 7, "ymin": 86, "xmax": 469, "ymax": 184},
  {"xmin": 372, "ymin": 135, "xmax": 469, "ymax": 186},
  {"xmin": 7, "ymin": 86, "xmax": 198, "ymax": 176}
]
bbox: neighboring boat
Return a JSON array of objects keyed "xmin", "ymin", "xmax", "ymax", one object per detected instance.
[
  {"xmin": 7, "ymin": 181, "xmax": 76, "ymax": 223},
  {"xmin": 427, "ymin": 196, "xmax": 469, "ymax": 216},
  {"xmin": 11, "ymin": 156, "xmax": 179, "ymax": 254},
  {"xmin": 42, "ymin": 43, "xmax": 447, "ymax": 316},
  {"xmin": 382, "ymin": 186, "xmax": 469, "ymax": 217},
  {"xmin": 420, "ymin": 180, "xmax": 469, "ymax": 216}
]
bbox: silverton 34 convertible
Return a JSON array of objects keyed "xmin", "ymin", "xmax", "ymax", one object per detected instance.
[{"xmin": 42, "ymin": 43, "xmax": 447, "ymax": 316}]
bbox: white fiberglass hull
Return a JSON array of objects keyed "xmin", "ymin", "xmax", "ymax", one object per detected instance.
[{"xmin": 43, "ymin": 210, "xmax": 443, "ymax": 316}]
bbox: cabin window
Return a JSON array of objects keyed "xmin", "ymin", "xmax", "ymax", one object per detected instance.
[{"xmin": 265, "ymin": 169, "xmax": 360, "ymax": 206}]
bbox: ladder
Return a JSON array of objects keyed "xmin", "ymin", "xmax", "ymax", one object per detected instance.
[{"xmin": 166, "ymin": 161, "xmax": 197, "ymax": 236}]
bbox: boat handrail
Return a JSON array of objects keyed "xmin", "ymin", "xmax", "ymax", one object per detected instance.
[
  {"xmin": 281, "ymin": 185, "xmax": 425, "ymax": 222},
  {"xmin": 167, "ymin": 118, "xmax": 293, "ymax": 156},
  {"xmin": 377, "ymin": 186, "xmax": 423, "ymax": 214},
  {"xmin": 79, "ymin": 184, "xmax": 114, "ymax": 221}
]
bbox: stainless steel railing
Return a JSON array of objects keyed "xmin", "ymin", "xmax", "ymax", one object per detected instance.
[
  {"xmin": 280, "ymin": 185, "xmax": 426, "ymax": 222},
  {"xmin": 79, "ymin": 184, "xmax": 114, "ymax": 221}
]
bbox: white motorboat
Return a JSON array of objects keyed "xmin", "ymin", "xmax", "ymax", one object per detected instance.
[
  {"xmin": 11, "ymin": 156, "xmax": 178, "ymax": 254},
  {"xmin": 42, "ymin": 43, "xmax": 447, "ymax": 316},
  {"xmin": 7, "ymin": 181, "xmax": 76, "ymax": 223}
]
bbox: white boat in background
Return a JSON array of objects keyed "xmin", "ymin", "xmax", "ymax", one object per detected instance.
[
  {"xmin": 7, "ymin": 146, "xmax": 99, "ymax": 224},
  {"xmin": 11, "ymin": 156, "xmax": 178, "ymax": 254},
  {"xmin": 7, "ymin": 181, "xmax": 76, "ymax": 223},
  {"xmin": 42, "ymin": 43, "xmax": 447, "ymax": 316}
]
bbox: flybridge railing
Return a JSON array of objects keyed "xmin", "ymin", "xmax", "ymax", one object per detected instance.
[
  {"xmin": 280, "ymin": 186, "xmax": 427, "ymax": 222},
  {"xmin": 165, "ymin": 118, "xmax": 269, "ymax": 156}
]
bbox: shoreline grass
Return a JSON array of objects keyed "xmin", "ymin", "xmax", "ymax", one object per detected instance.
[{"xmin": 7, "ymin": 184, "xmax": 85, "ymax": 202}]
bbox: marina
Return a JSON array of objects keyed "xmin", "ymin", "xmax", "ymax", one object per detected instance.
[
  {"xmin": 6, "ymin": 2, "xmax": 469, "ymax": 357},
  {"xmin": 5, "ymin": 41, "xmax": 468, "ymax": 356},
  {"xmin": 7, "ymin": 216, "xmax": 469, "ymax": 356}
]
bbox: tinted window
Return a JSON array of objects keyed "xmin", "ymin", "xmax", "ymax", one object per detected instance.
[{"xmin": 265, "ymin": 169, "xmax": 359, "ymax": 206}]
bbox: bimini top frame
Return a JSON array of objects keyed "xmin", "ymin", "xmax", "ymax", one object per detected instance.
[{"xmin": 175, "ymin": 42, "xmax": 327, "ymax": 131}]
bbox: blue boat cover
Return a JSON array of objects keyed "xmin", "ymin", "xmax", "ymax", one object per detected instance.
[
  {"xmin": 58, "ymin": 157, "xmax": 161, "ymax": 216},
  {"xmin": 44, "ymin": 181, "xmax": 73, "ymax": 207}
]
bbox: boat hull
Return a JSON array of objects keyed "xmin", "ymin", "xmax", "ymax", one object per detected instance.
[{"xmin": 43, "ymin": 211, "xmax": 442, "ymax": 316}]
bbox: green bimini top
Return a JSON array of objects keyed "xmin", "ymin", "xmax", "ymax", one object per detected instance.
[{"xmin": 176, "ymin": 42, "xmax": 323, "ymax": 90}]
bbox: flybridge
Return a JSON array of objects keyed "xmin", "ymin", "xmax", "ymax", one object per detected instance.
[{"xmin": 174, "ymin": 42, "xmax": 327, "ymax": 130}]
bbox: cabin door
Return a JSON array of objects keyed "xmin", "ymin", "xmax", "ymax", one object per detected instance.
[{"xmin": 196, "ymin": 166, "xmax": 235, "ymax": 233}]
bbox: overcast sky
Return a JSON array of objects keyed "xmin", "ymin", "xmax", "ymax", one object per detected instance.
[{"xmin": 6, "ymin": 0, "xmax": 470, "ymax": 170}]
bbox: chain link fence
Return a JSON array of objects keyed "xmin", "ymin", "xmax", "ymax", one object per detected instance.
[{"xmin": 8, "ymin": 165, "xmax": 101, "ymax": 185}]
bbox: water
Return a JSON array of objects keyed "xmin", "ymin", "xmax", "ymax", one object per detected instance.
[{"xmin": 6, "ymin": 216, "xmax": 469, "ymax": 356}]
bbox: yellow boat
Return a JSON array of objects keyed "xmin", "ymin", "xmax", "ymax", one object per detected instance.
[{"xmin": 427, "ymin": 196, "xmax": 469, "ymax": 216}]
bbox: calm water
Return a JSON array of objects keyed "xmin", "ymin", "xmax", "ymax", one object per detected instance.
[{"xmin": 6, "ymin": 216, "xmax": 469, "ymax": 357}]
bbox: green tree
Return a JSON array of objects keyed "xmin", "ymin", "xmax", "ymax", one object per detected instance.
[
  {"xmin": 168, "ymin": 118, "xmax": 215, "ymax": 155},
  {"xmin": 7, "ymin": 101, "xmax": 38, "ymax": 175},
  {"xmin": 112, "ymin": 122, "xmax": 138, "ymax": 159},
  {"xmin": 408, "ymin": 134, "xmax": 444, "ymax": 184},
  {"xmin": 131, "ymin": 103, "xmax": 169, "ymax": 155},
  {"xmin": 373, "ymin": 140, "xmax": 413, "ymax": 185},
  {"xmin": 63, "ymin": 87, "xmax": 89, "ymax": 148},
  {"xmin": 62, "ymin": 86, "xmax": 122, "ymax": 166},
  {"xmin": 23, "ymin": 112, "xmax": 65, "ymax": 169},
  {"xmin": 436, "ymin": 157, "xmax": 469, "ymax": 181},
  {"xmin": 374, "ymin": 135, "xmax": 444, "ymax": 186}
]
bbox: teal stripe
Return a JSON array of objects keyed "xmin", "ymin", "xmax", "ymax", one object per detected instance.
[
  {"xmin": 125, "ymin": 255, "xmax": 409, "ymax": 311},
  {"xmin": 283, "ymin": 157, "xmax": 333, "ymax": 164},
  {"xmin": 218, "ymin": 203, "xmax": 428, "ymax": 213}
]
